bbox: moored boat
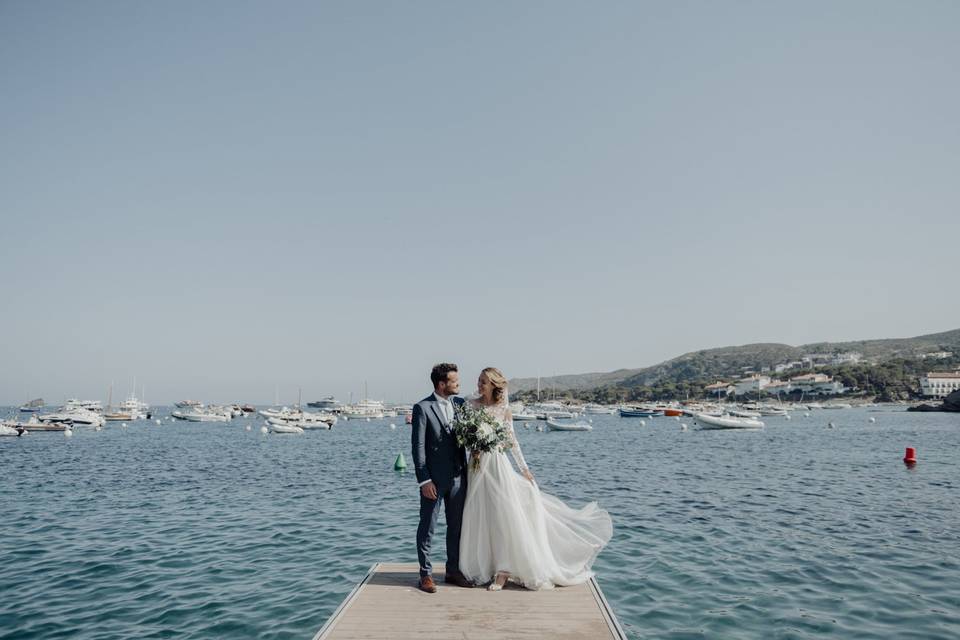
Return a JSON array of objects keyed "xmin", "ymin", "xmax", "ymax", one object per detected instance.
[
  {"xmin": 545, "ymin": 419, "xmax": 593, "ymax": 432},
  {"xmin": 582, "ymin": 404, "xmax": 617, "ymax": 415},
  {"xmin": 267, "ymin": 417, "xmax": 331, "ymax": 430},
  {"xmin": 693, "ymin": 413, "xmax": 765, "ymax": 429},
  {"xmin": 270, "ymin": 423, "xmax": 304, "ymax": 434},
  {"xmin": 19, "ymin": 398, "xmax": 44, "ymax": 412},
  {"xmin": 619, "ymin": 407, "xmax": 663, "ymax": 418},
  {"xmin": 171, "ymin": 409, "xmax": 230, "ymax": 422}
]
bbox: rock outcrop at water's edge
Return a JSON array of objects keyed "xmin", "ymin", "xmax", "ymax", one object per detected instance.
[{"xmin": 908, "ymin": 389, "xmax": 960, "ymax": 412}]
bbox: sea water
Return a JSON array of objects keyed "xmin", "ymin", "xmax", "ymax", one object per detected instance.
[{"xmin": 1, "ymin": 407, "xmax": 958, "ymax": 639}]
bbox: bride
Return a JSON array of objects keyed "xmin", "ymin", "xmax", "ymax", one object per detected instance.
[{"xmin": 459, "ymin": 367, "xmax": 613, "ymax": 591}]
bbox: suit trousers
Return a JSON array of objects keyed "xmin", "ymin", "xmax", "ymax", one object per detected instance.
[{"xmin": 416, "ymin": 474, "xmax": 466, "ymax": 577}]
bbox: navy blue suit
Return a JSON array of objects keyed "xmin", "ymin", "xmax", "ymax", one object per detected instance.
[{"xmin": 411, "ymin": 393, "xmax": 467, "ymax": 577}]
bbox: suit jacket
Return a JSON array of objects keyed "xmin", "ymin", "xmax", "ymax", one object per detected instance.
[{"xmin": 411, "ymin": 393, "xmax": 467, "ymax": 488}]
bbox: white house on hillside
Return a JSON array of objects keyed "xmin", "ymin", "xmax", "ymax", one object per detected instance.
[
  {"xmin": 733, "ymin": 375, "xmax": 771, "ymax": 396},
  {"xmin": 919, "ymin": 371, "xmax": 960, "ymax": 398}
]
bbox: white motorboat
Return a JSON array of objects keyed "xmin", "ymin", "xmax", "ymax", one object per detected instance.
[
  {"xmin": 542, "ymin": 410, "xmax": 577, "ymax": 420},
  {"xmin": 307, "ymin": 396, "xmax": 344, "ymax": 412},
  {"xmin": 119, "ymin": 393, "xmax": 149, "ymax": 419},
  {"xmin": 4, "ymin": 416, "xmax": 63, "ymax": 432},
  {"xmin": 582, "ymin": 404, "xmax": 617, "ymax": 415},
  {"xmin": 342, "ymin": 398, "xmax": 386, "ymax": 419},
  {"xmin": 270, "ymin": 423, "xmax": 304, "ymax": 434},
  {"xmin": 39, "ymin": 410, "xmax": 106, "ymax": 427},
  {"xmin": 758, "ymin": 408, "xmax": 789, "ymax": 417},
  {"xmin": 171, "ymin": 410, "xmax": 229, "ymax": 422},
  {"xmin": 63, "ymin": 399, "xmax": 103, "ymax": 414},
  {"xmin": 1, "ymin": 424, "xmax": 25, "ymax": 437},
  {"xmin": 259, "ymin": 407, "xmax": 336, "ymax": 425},
  {"xmin": 175, "ymin": 399, "xmax": 202, "ymax": 408},
  {"xmin": 546, "ymin": 419, "xmax": 593, "ymax": 432},
  {"xmin": 693, "ymin": 413, "xmax": 765, "ymax": 430},
  {"xmin": 822, "ymin": 403, "xmax": 852, "ymax": 410},
  {"xmin": 512, "ymin": 411, "xmax": 540, "ymax": 421},
  {"xmin": 267, "ymin": 417, "xmax": 331, "ymax": 430}
]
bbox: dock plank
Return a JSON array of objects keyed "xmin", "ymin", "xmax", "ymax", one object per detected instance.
[{"xmin": 313, "ymin": 563, "xmax": 626, "ymax": 640}]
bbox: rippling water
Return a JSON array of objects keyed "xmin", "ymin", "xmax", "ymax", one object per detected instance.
[{"xmin": 1, "ymin": 407, "xmax": 958, "ymax": 639}]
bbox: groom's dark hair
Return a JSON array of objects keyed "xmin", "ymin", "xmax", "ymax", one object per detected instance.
[{"xmin": 431, "ymin": 363, "xmax": 458, "ymax": 388}]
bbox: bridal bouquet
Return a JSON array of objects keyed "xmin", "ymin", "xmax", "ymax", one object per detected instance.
[{"xmin": 451, "ymin": 403, "xmax": 511, "ymax": 470}]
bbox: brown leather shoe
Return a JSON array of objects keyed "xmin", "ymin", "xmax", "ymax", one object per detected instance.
[
  {"xmin": 418, "ymin": 575, "xmax": 437, "ymax": 593},
  {"xmin": 444, "ymin": 571, "xmax": 473, "ymax": 588}
]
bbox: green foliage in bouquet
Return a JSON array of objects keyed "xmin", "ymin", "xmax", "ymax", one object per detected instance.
[{"xmin": 451, "ymin": 403, "xmax": 512, "ymax": 470}]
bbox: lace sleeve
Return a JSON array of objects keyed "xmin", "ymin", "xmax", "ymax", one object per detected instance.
[{"xmin": 505, "ymin": 409, "xmax": 530, "ymax": 476}]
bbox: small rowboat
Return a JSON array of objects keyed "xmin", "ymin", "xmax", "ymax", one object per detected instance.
[
  {"xmin": 546, "ymin": 419, "xmax": 593, "ymax": 432},
  {"xmin": 619, "ymin": 408, "xmax": 663, "ymax": 418},
  {"xmin": 693, "ymin": 413, "xmax": 765, "ymax": 430},
  {"xmin": 270, "ymin": 423, "xmax": 304, "ymax": 434}
]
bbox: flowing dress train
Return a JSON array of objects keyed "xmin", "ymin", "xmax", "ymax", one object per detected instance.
[{"xmin": 459, "ymin": 402, "xmax": 613, "ymax": 590}]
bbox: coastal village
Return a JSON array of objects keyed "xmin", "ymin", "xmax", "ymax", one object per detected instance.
[{"xmin": 704, "ymin": 350, "xmax": 960, "ymax": 400}]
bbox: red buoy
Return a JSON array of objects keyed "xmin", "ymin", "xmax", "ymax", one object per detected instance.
[{"xmin": 903, "ymin": 447, "xmax": 917, "ymax": 465}]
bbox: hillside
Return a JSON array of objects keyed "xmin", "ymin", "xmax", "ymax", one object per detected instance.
[{"xmin": 509, "ymin": 328, "xmax": 960, "ymax": 394}]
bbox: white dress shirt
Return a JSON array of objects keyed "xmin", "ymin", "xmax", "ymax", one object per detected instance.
[{"xmin": 435, "ymin": 392, "xmax": 453, "ymax": 423}]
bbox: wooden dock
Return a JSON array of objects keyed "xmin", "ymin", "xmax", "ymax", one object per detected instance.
[{"xmin": 312, "ymin": 562, "xmax": 627, "ymax": 640}]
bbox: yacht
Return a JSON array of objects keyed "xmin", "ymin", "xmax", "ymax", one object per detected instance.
[
  {"xmin": 39, "ymin": 409, "xmax": 105, "ymax": 427},
  {"xmin": 119, "ymin": 393, "xmax": 150, "ymax": 419},
  {"xmin": 307, "ymin": 396, "xmax": 345, "ymax": 412},
  {"xmin": 64, "ymin": 399, "xmax": 103, "ymax": 414},
  {"xmin": 342, "ymin": 399, "xmax": 386, "ymax": 420},
  {"xmin": 171, "ymin": 406, "xmax": 233, "ymax": 422},
  {"xmin": 582, "ymin": 404, "xmax": 617, "ymax": 415},
  {"xmin": 259, "ymin": 406, "xmax": 337, "ymax": 426},
  {"xmin": 18, "ymin": 398, "xmax": 44, "ymax": 412}
]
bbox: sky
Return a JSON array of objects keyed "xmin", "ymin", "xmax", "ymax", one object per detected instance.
[{"xmin": 1, "ymin": 1, "xmax": 958, "ymax": 406}]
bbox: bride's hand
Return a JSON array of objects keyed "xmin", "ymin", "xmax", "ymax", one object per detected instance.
[
  {"xmin": 471, "ymin": 451, "xmax": 481, "ymax": 463},
  {"xmin": 523, "ymin": 470, "xmax": 534, "ymax": 482}
]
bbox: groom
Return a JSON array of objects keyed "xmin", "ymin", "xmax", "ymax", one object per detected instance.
[{"xmin": 411, "ymin": 363, "xmax": 472, "ymax": 592}]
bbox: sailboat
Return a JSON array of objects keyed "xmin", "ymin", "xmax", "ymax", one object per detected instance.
[{"xmin": 104, "ymin": 384, "xmax": 136, "ymax": 421}]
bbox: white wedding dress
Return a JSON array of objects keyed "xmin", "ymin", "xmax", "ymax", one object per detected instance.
[{"xmin": 459, "ymin": 400, "xmax": 613, "ymax": 590}]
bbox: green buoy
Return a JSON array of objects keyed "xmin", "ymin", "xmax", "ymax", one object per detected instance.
[{"xmin": 394, "ymin": 453, "xmax": 407, "ymax": 471}]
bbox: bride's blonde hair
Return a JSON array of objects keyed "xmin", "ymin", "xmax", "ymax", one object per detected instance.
[{"xmin": 481, "ymin": 367, "xmax": 508, "ymax": 404}]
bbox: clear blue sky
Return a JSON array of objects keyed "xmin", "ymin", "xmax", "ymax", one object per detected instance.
[{"xmin": 2, "ymin": 1, "xmax": 958, "ymax": 405}]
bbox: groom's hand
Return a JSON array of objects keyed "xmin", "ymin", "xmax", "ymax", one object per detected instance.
[{"xmin": 420, "ymin": 481, "xmax": 438, "ymax": 500}]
